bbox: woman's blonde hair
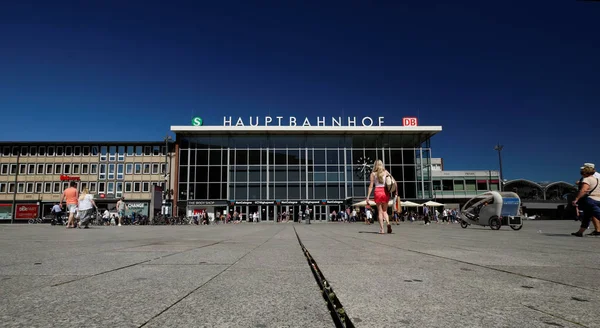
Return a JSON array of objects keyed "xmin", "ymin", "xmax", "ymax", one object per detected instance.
[
  {"xmin": 582, "ymin": 167, "xmax": 596, "ymax": 177},
  {"xmin": 373, "ymin": 160, "xmax": 385, "ymax": 183},
  {"xmin": 79, "ymin": 187, "xmax": 89, "ymax": 201}
]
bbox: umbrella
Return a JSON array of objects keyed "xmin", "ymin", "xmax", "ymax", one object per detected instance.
[
  {"xmin": 424, "ymin": 200, "xmax": 445, "ymax": 207},
  {"xmin": 401, "ymin": 201, "xmax": 421, "ymax": 207}
]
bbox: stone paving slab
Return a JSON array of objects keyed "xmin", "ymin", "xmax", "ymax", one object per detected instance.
[{"xmin": 295, "ymin": 221, "xmax": 600, "ymax": 328}]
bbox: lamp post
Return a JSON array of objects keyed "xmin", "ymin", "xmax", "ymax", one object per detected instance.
[
  {"xmin": 494, "ymin": 143, "xmax": 504, "ymax": 191},
  {"xmin": 164, "ymin": 135, "xmax": 172, "ymax": 216},
  {"xmin": 11, "ymin": 151, "xmax": 21, "ymax": 224}
]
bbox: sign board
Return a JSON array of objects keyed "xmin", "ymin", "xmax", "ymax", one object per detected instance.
[
  {"xmin": 402, "ymin": 117, "xmax": 418, "ymax": 127},
  {"xmin": 222, "ymin": 116, "xmax": 385, "ymax": 127},
  {"xmin": 192, "ymin": 117, "xmax": 203, "ymax": 126},
  {"xmin": 60, "ymin": 175, "xmax": 80, "ymax": 181},
  {"xmin": 15, "ymin": 204, "xmax": 38, "ymax": 220},
  {"xmin": 226, "ymin": 199, "xmax": 348, "ymax": 206}
]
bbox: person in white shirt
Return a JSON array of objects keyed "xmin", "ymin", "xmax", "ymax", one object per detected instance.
[
  {"xmin": 77, "ymin": 188, "xmax": 98, "ymax": 228},
  {"xmin": 51, "ymin": 203, "xmax": 63, "ymax": 224}
]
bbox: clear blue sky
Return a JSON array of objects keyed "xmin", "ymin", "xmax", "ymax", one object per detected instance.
[{"xmin": 1, "ymin": 1, "xmax": 598, "ymax": 182}]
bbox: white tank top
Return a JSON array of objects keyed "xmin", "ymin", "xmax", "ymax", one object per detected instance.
[{"xmin": 374, "ymin": 172, "xmax": 385, "ymax": 187}]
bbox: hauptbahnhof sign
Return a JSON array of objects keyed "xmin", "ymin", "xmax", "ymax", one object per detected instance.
[{"xmin": 223, "ymin": 116, "xmax": 384, "ymax": 127}]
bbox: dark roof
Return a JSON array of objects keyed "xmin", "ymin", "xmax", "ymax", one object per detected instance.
[{"xmin": 0, "ymin": 141, "xmax": 171, "ymax": 146}]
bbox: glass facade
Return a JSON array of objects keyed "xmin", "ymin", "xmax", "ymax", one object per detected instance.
[{"xmin": 177, "ymin": 134, "xmax": 433, "ymax": 203}]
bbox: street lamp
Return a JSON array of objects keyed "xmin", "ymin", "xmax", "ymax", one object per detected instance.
[{"xmin": 494, "ymin": 143, "xmax": 504, "ymax": 191}]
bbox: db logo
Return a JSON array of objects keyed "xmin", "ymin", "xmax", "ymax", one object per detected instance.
[{"xmin": 402, "ymin": 117, "xmax": 418, "ymax": 127}]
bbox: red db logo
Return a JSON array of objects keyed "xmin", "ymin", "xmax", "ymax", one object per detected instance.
[{"xmin": 402, "ymin": 117, "xmax": 418, "ymax": 126}]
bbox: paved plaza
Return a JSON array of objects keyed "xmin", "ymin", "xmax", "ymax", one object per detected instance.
[{"xmin": 0, "ymin": 220, "xmax": 599, "ymax": 328}]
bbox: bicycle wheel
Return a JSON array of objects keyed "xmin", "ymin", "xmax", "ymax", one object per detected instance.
[{"xmin": 28, "ymin": 219, "xmax": 35, "ymax": 224}]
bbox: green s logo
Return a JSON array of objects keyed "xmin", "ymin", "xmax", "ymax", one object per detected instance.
[{"xmin": 192, "ymin": 117, "xmax": 203, "ymax": 126}]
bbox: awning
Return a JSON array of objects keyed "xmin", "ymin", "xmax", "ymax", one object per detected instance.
[{"xmin": 423, "ymin": 200, "xmax": 445, "ymax": 207}]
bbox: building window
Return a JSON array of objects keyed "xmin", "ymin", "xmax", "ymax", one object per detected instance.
[
  {"xmin": 109, "ymin": 146, "xmax": 117, "ymax": 161},
  {"xmin": 91, "ymin": 146, "xmax": 99, "ymax": 156},
  {"xmin": 20, "ymin": 146, "xmax": 28, "ymax": 156},
  {"xmin": 142, "ymin": 182, "xmax": 150, "ymax": 192},
  {"xmin": 108, "ymin": 164, "xmax": 115, "ymax": 179},
  {"xmin": 152, "ymin": 163, "xmax": 159, "ymax": 174},
  {"xmin": 30, "ymin": 146, "xmax": 37, "ymax": 156},
  {"xmin": 55, "ymin": 164, "xmax": 62, "ymax": 174},
  {"xmin": 1, "ymin": 164, "xmax": 8, "ymax": 175},
  {"xmin": 52, "ymin": 182, "xmax": 60, "ymax": 193},
  {"xmin": 125, "ymin": 182, "xmax": 132, "ymax": 192},
  {"xmin": 10, "ymin": 164, "xmax": 17, "ymax": 175},
  {"xmin": 89, "ymin": 182, "xmax": 97, "ymax": 192},
  {"xmin": 12, "ymin": 146, "xmax": 19, "ymax": 156},
  {"xmin": 90, "ymin": 164, "xmax": 98, "ymax": 174},
  {"xmin": 477, "ymin": 180, "xmax": 488, "ymax": 191},
  {"xmin": 44, "ymin": 183, "xmax": 51, "ymax": 193},
  {"xmin": 136, "ymin": 146, "xmax": 143, "ymax": 156},
  {"xmin": 64, "ymin": 164, "xmax": 71, "ymax": 174},
  {"xmin": 47, "ymin": 146, "xmax": 55, "ymax": 156},
  {"xmin": 0, "ymin": 183, "xmax": 6, "ymax": 193},
  {"xmin": 35, "ymin": 182, "xmax": 42, "ymax": 193},
  {"xmin": 82, "ymin": 164, "xmax": 88, "ymax": 174},
  {"xmin": 127, "ymin": 146, "xmax": 134, "ymax": 156},
  {"xmin": 2, "ymin": 146, "xmax": 9, "ymax": 156},
  {"xmin": 117, "ymin": 164, "xmax": 124, "ymax": 180},
  {"xmin": 65, "ymin": 146, "xmax": 72, "ymax": 156},
  {"xmin": 62, "ymin": 182, "xmax": 68, "ymax": 191},
  {"xmin": 107, "ymin": 182, "xmax": 114, "ymax": 194},
  {"xmin": 125, "ymin": 164, "xmax": 133, "ymax": 174},
  {"xmin": 99, "ymin": 164, "xmax": 106, "ymax": 180},
  {"xmin": 74, "ymin": 146, "xmax": 81, "ymax": 156},
  {"xmin": 134, "ymin": 182, "xmax": 141, "ymax": 192},
  {"xmin": 45, "ymin": 164, "xmax": 53, "ymax": 174},
  {"xmin": 8, "ymin": 183, "xmax": 15, "ymax": 193},
  {"xmin": 56, "ymin": 146, "xmax": 63, "ymax": 156},
  {"xmin": 38, "ymin": 146, "xmax": 46, "ymax": 156},
  {"xmin": 116, "ymin": 182, "xmax": 123, "ymax": 197},
  {"xmin": 143, "ymin": 164, "xmax": 150, "ymax": 174},
  {"xmin": 98, "ymin": 182, "xmax": 105, "ymax": 193},
  {"xmin": 118, "ymin": 146, "xmax": 125, "ymax": 161},
  {"xmin": 100, "ymin": 146, "xmax": 107, "ymax": 161},
  {"xmin": 19, "ymin": 164, "xmax": 26, "ymax": 174},
  {"xmin": 17, "ymin": 183, "xmax": 25, "ymax": 193},
  {"xmin": 135, "ymin": 163, "xmax": 142, "ymax": 174},
  {"xmin": 153, "ymin": 146, "xmax": 160, "ymax": 156},
  {"xmin": 83, "ymin": 146, "xmax": 90, "ymax": 156},
  {"xmin": 28, "ymin": 164, "xmax": 35, "ymax": 174},
  {"xmin": 26, "ymin": 182, "xmax": 34, "ymax": 193},
  {"xmin": 161, "ymin": 163, "xmax": 167, "ymax": 175},
  {"xmin": 37, "ymin": 164, "xmax": 44, "ymax": 174},
  {"xmin": 73, "ymin": 164, "xmax": 80, "ymax": 174},
  {"xmin": 144, "ymin": 146, "xmax": 151, "ymax": 156}
]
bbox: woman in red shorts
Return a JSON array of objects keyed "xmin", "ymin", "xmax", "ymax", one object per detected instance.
[{"xmin": 366, "ymin": 160, "xmax": 395, "ymax": 234}]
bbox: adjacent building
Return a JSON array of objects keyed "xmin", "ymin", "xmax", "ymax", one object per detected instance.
[{"xmin": 0, "ymin": 142, "xmax": 174, "ymax": 222}]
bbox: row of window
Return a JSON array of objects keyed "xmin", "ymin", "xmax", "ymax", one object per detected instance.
[
  {"xmin": 1, "ymin": 145, "xmax": 168, "ymax": 159},
  {"xmin": 0, "ymin": 181, "xmax": 154, "ymax": 194},
  {"xmin": 432, "ymin": 180, "xmax": 500, "ymax": 192},
  {"xmin": 178, "ymin": 181, "xmax": 424, "ymax": 200},
  {"xmin": 179, "ymin": 148, "xmax": 419, "ymax": 166},
  {"xmin": 0, "ymin": 163, "xmax": 166, "ymax": 177}
]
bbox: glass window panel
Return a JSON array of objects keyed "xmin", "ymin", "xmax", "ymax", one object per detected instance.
[
  {"xmin": 30, "ymin": 146, "xmax": 37, "ymax": 156},
  {"xmin": 127, "ymin": 146, "xmax": 134, "ymax": 156},
  {"xmin": 153, "ymin": 146, "xmax": 160, "ymax": 156},
  {"xmin": 152, "ymin": 163, "xmax": 159, "ymax": 174},
  {"xmin": 125, "ymin": 182, "xmax": 132, "ymax": 192},
  {"xmin": 126, "ymin": 164, "xmax": 133, "ymax": 174},
  {"xmin": 235, "ymin": 150, "xmax": 247, "ymax": 165},
  {"xmin": 142, "ymin": 182, "xmax": 150, "ymax": 192},
  {"xmin": 55, "ymin": 164, "xmax": 62, "ymax": 174},
  {"xmin": 56, "ymin": 146, "xmax": 63, "ymax": 156},
  {"xmin": 136, "ymin": 146, "xmax": 143, "ymax": 156},
  {"xmin": 288, "ymin": 166, "xmax": 300, "ymax": 181},
  {"xmin": 327, "ymin": 185, "xmax": 340, "ymax": 199},
  {"xmin": 404, "ymin": 166, "xmax": 416, "ymax": 181},
  {"xmin": 135, "ymin": 164, "xmax": 141, "ymax": 174},
  {"xmin": 454, "ymin": 180, "xmax": 465, "ymax": 191},
  {"xmin": 91, "ymin": 146, "xmax": 98, "ymax": 156},
  {"xmin": 65, "ymin": 146, "xmax": 72, "ymax": 156},
  {"xmin": 144, "ymin": 146, "xmax": 151, "ymax": 156},
  {"xmin": 73, "ymin": 164, "xmax": 80, "ymax": 174},
  {"xmin": 288, "ymin": 149, "xmax": 301, "ymax": 165},
  {"xmin": 74, "ymin": 146, "xmax": 81, "ymax": 156},
  {"xmin": 2, "ymin": 146, "xmax": 10, "ymax": 156},
  {"xmin": 314, "ymin": 184, "xmax": 326, "ymax": 199},
  {"xmin": 53, "ymin": 182, "xmax": 60, "ymax": 193},
  {"xmin": 143, "ymin": 164, "xmax": 150, "ymax": 174},
  {"xmin": 466, "ymin": 180, "xmax": 476, "ymax": 191},
  {"xmin": 209, "ymin": 183, "xmax": 221, "ymax": 199},
  {"xmin": 248, "ymin": 167, "xmax": 260, "ymax": 182},
  {"xmin": 248, "ymin": 150, "xmax": 261, "ymax": 165},
  {"xmin": 44, "ymin": 183, "xmax": 51, "ymax": 193},
  {"xmin": 64, "ymin": 164, "xmax": 71, "ymax": 174},
  {"xmin": 37, "ymin": 164, "xmax": 44, "ymax": 174},
  {"xmin": 134, "ymin": 182, "xmax": 141, "ymax": 192},
  {"xmin": 235, "ymin": 184, "xmax": 247, "ymax": 199},
  {"xmin": 442, "ymin": 180, "xmax": 454, "ymax": 191},
  {"xmin": 89, "ymin": 182, "xmax": 97, "ymax": 192},
  {"xmin": 314, "ymin": 172, "xmax": 326, "ymax": 182},
  {"xmin": 288, "ymin": 184, "xmax": 300, "ymax": 199},
  {"xmin": 193, "ymin": 183, "xmax": 208, "ymax": 200},
  {"xmin": 107, "ymin": 182, "xmax": 114, "ymax": 193},
  {"xmin": 28, "ymin": 164, "xmax": 35, "ymax": 174},
  {"xmin": 98, "ymin": 182, "xmax": 105, "ymax": 193},
  {"xmin": 20, "ymin": 146, "xmax": 28, "ymax": 156},
  {"xmin": 83, "ymin": 146, "xmax": 90, "ymax": 156},
  {"xmin": 274, "ymin": 168, "xmax": 286, "ymax": 181},
  {"xmin": 209, "ymin": 150, "xmax": 221, "ymax": 166},
  {"xmin": 235, "ymin": 167, "xmax": 247, "ymax": 182},
  {"xmin": 38, "ymin": 146, "xmax": 46, "ymax": 156},
  {"xmin": 274, "ymin": 149, "xmax": 287, "ymax": 165},
  {"xmin": 326, "ymin": 150, "xmax": 338, "ymax": 164},
  {"xmin": 90, "ymin": 164, "xmax": 98, "ymax": 174}
]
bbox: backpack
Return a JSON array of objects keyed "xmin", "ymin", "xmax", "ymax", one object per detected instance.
[{"xmin": 385, "ymin": 173, "xmax": 397, "ymax": 194}]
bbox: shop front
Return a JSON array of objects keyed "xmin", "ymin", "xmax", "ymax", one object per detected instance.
[
  {"xmin": 0, "ymin": 204, "xmax": 13, "ymax": 221},
  {"xmin": 186, "ymin": 199, "xmax": 350, "ymax": 222}
]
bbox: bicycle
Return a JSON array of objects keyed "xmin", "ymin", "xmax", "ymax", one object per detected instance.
[{"xmin": 28, "ymin": 217, "xmax": 43, "ymax": 224}]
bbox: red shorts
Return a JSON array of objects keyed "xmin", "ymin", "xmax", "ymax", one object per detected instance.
[{"xmin": 374, "ymin": 187, "xmax": 389, "ymax": 204}]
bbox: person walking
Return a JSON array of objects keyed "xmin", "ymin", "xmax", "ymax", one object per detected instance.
[
  {"xmin": 77, "ymin": 187, "xmax": 98, "ymax": 228},
  {"xmin": 51, "ymin": 202, "xmax": 63, "ymax": 225},
  {"xmin": 366, "ymin": 160, "xmax": 396, "ymax": 234},
  {"xmin": 60, "ymin": 181, "xmax": 79, "ymax": 229},
  {"xmin": 116, "ymin": 197, "xmax": 128, "ymax": 227},
  {"xmin": 572, "ymin": 165, "xmax": 600, "ymax": 237}
]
